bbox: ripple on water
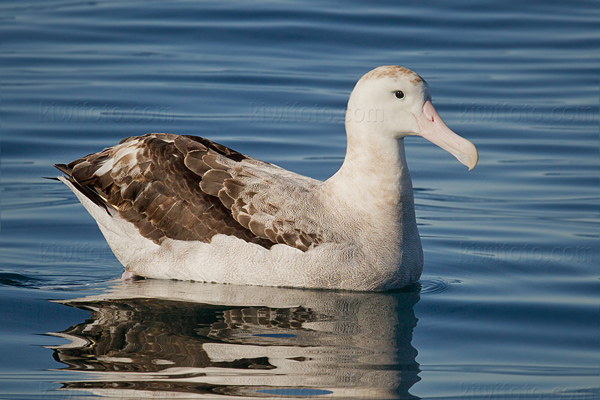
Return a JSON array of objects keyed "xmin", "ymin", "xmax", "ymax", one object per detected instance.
[
  {"xmin": 419, "ymin": 276, "xmax": 461, "ymax": 294},
  {"xmin": 0, "ymin": 272, "xmax": 110, "ymax": 292},
  {"xmin": 0, "ymin": 272, "xmax": 41, "ymax": 288}
]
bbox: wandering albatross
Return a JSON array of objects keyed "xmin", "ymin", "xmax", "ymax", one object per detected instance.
[{"xmin": 54, "ymin": 66, "xmax": 478, "ymax": 291}]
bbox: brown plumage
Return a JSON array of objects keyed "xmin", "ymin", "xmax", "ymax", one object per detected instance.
[{"xmin": 55, "ymin": 133, "xmax": 326, "ymax": 251}]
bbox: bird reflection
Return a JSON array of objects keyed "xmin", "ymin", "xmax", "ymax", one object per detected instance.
[{"xmin": 49, "ymin": 280, "xmax": 421, "ymax": 399}]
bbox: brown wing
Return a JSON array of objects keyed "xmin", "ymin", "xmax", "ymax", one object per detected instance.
[
  {"xmin": 55, "ymin": 133, "xmax": 274, "ymax": 248},
  {"xmin": 176, "ymin": 135, "xmax": 329, "ymax": 251}
]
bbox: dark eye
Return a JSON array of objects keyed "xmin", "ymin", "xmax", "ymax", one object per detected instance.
[{"xmin": 394, "ymin": 90, "xmax": 405, "ymax": 99}]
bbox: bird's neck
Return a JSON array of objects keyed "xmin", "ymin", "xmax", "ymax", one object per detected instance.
[
  {"xmin": 324, "ymin": 127, "xmax": 415, "ymax": 214},
  {"xmin": 320, "ymin": 123, "xmax": 422, "ymax": 280}
]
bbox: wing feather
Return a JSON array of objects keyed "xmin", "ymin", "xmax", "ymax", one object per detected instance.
[
  {"xmin": 56, "ymin": 133, "xmax": 331, "ymax": 252},
  {"xmin": 56, "ymin": 134, "xmax": 273, "ymax": 248},
  {"xmin": 176, "ymin": 136, "xmax": 331, "ymax": 251}
]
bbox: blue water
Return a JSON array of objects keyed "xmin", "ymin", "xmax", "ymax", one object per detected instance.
[{"xmin": 1, "ymin": 0, "xmax": 598, "ymax": 399}]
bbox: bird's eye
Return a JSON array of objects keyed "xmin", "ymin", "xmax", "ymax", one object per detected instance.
[{"xmin": 394, "ymin": 90, "xmax": 405, "ymax": 99}]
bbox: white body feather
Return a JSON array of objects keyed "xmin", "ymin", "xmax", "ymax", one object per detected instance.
[{"xmin": 59, "ymin": 135, "xmax": 423, "ymax": 291}]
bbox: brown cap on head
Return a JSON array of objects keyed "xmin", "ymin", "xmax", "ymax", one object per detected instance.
[{"xmin": 360, "ymin": 66, "xmax": 424, "ymax": 85}]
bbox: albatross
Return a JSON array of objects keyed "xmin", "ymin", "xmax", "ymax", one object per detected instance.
[{"xmin": 54, "ymin": 66, "xmax": 478, "ymax": 291}]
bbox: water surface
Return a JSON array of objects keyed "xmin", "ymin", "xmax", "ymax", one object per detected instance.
[{"xmin": 1, "ymin": 1, "xmax": 598, "ymax": 399}]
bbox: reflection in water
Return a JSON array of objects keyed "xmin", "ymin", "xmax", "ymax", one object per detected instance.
[{"xmin": 49, "ymin": 280, "xmax": 420, "ymax": 399}]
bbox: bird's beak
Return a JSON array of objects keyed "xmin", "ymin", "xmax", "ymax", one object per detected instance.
[{"xmin": 415, "ymin": 100, "xmax": 478, "ymax": 170}]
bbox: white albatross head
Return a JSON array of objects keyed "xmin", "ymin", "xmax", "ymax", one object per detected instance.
[{"xmin": 346, "ymin": 65, "xmax": 478, "ymax": 170}]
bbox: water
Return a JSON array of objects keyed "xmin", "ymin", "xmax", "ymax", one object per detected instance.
[{"xmin": 1, "ymin": 0, "xmax": 598, "ymax": 398}]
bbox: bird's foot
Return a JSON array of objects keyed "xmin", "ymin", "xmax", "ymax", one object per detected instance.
[{"xmin": 121, "ymin": 269, "xmax": 137, "ymax": 281}]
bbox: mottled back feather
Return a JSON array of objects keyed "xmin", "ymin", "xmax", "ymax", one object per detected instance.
[{"xmin": 55, "ymin": 133, "xmax": 329, "ymax": 251}]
